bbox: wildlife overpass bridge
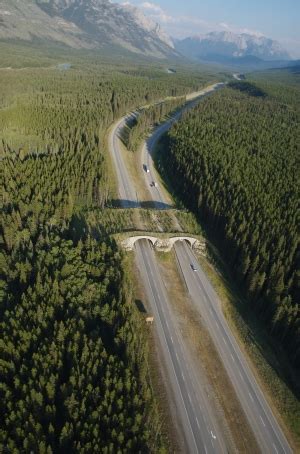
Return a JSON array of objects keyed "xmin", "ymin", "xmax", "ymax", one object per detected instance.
[{"xmin": 116, "ymin": 233, "xmax": 206, "ymax": 253}]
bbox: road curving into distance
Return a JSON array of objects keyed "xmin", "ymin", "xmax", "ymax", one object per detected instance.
[
  {"xmin": 109, "ymin": 83, "xmax": 229, "ymax": 453},
  {"xmin": 138, "ymin": 86, "xmax": 293, "ymax": 454},
  {"xmin": 109, "ymin": 82, "xmax": 292, "ymax": 453},
  {"xmin": 141, "ymin": 83, "xmax": 225, "ymax": 208}
]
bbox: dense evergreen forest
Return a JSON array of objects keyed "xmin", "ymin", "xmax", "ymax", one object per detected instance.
[
  {"xmin": 127, "ymin": 97, "xmax": 185, "ymax": 152},
  {"xmin": 163, "ymin": 78, "xmax": 300, "ymax": 369},
  {"xmin": 0, "ymin": 45, "xmax": 216, "ymax": 451}
]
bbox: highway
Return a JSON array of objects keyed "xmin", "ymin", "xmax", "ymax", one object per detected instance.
[
  {"xmin": 141, "ymin": 91, "xmax": 293, "ymax": 454},
  {"xmin": 109, "ymin": 114, "xmax": 139, "ymax": 207},
  {"xmin": 136, "ymin": 239, "xmax": 226, "ymax": 454},
  {"xmin": 141, "ymin": 83, "xmax": 225, "ymax": 207},
  {"xmin": 109, "ymin": 83, "xmax": 292, "ymax": 453},
  {"xmin": 174, "ymin": 242, "xmax": 292, "ymax": 454},
  {"xmin": 109, "ymin": 86, "xmax": 230, "ymax": 453}
]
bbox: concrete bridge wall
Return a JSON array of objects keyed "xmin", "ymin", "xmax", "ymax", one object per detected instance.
[{"xmin": 121, "ymin": 235, "xmax": 205, "ymax": 252}]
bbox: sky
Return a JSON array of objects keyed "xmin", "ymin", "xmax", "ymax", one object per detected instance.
[{"xmin": 113, "ymin": 0, "xmax": 300, "ymax": 57}]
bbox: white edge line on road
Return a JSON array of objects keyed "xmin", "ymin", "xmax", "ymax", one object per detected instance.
[
  {"xmin": 182, "ymin": 247, "xmax": 291, "ymax": 454},
  {"xmin": 137, "ymin": 243, "xmax": 199, "ymax": 453}
]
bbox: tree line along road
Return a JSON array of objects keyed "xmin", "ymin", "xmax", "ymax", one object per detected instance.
[{"xmin": 108, "ymin": 83, "xmax": 292, "ymax": 454}]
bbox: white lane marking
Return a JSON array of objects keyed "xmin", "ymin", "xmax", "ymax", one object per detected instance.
[
  {"xmin": 273, "ymin": 443, "xmax": 279, "ymax": 454},
  {"xmin": 239, "ymin": 371, "xmax": 244, "ymax": 381},
  {"xmin": 222, "ymin": 336, "xmax": 226, "ymax": 344},
  {"xmin": 138, "ymin": 246, "xmax": 199, "ymax": 454},
  {"xmin": 260, "ymin": 416, "xmax": 266, "ymax": 427},
  {"xmin": 175, "ymin": 352, "xmax": 179, "ymax": 361},
  {"xmin": 230, "ymin": 353, "xmax": 235, "ymax": 362},
  {"xmin": 204, "ymin": 445, "xmax": 208, "ymax": 454},
  {"xmin": 170, "ymin": 335, "xmax": 174, "ymax": 344},
  {"xmin": 188, "ymin": 393, "xmax": 192, "ymax": 403},
  {"xmin": 248, "ymin": 392, "xmax": 254, "ymax": 402},
  {"xmin": 196, "ymin": 417, "xmax": 200, "ymax": 428}
]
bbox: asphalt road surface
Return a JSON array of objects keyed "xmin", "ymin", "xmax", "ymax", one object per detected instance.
[
  {"xmin": 109, "ymin": 114, "xmax": 139, "ymax": 207},
  {"xmin": 136, "ymin": 239, "xmax": 227, "ymax": 454},
  {"xmin": 110, "ymin": 86, "xmax": 231, "ymax": 452},
  {"xmin": 110, "ymin": 84, "xmax": 292, "ymax": 453},
  {"xmin": 174, "ymin": 241, "xmax": 292, "ymax": 454},
  {"xmin": 142, "ymin": 90, "xmax": 292, "ymax": 453},
  {"xmin": 141, "ymin": 83, "xmax": 225, "ymax": 208}
]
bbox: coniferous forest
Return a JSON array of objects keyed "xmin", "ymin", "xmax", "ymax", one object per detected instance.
[
  {"xmin": 0, "ymin": 45, "xmax": 215, "ymax": 452},
  {"xmin": 164, "ymin": 77, "xmax": 300, "ymax": 369},
  {"xmin": 127, "ymin": 97, "xmax": 185, "ymax": 152}
]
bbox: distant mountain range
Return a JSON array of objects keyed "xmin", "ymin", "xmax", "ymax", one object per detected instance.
[
  {"xmin": 0, "ymin": 0, "xmax": 177, "ymax": 58},
  {"xmin": 174, "ymin": 31, "xmax": 291, "ymax": 66},
  {"xmin": 0, "ymin": 1, "xmax": 296, "ymax": 68}
]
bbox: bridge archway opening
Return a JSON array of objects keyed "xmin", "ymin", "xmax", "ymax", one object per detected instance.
[
  {"xmin": 132, "ymin": 236, "xmax": 158, "ymax": 249},
  {"xmin": 181, "ymin": 238, "xmax": 193, "ymax": 248},
  {"xmin": 169, "ymin": 237, "xmax": 195, "ymax": 250}
]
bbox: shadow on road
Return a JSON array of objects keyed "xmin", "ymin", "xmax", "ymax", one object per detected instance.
[
  {"xmin": 111, "ymin": 199, "xmax": 174, "ymax": 210},
  {"xmin": 111, "ymin": 199, "xmax": 140, "ymax": 208},
  {"xmin": 140, "ymin": 200, "xmax": 174, "ymax": 210}
]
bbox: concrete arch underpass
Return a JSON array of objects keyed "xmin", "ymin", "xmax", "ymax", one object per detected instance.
[{"xmin": 122, "ymin": 235, "xmax": 203, "ymax": 252}]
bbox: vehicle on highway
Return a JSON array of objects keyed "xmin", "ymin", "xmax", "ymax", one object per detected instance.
[
  {"xmin": 143, "ymin": 164, "xmax": 150, "ymax": 173},
  {"xmin": 191, "ymin": 264, "xmax": 198, "ymax": 271},
  {"xmin": 153, "ymin": 181, "xmax": 158, "ymax": 187}
]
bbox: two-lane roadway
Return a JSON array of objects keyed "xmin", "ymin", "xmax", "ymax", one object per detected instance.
[
  {"xmin": 136, "ymin": 239, "xmax": 227, "ymax": 453},
  {"xmin": 175, "ymin": 241, "xmax": 292, "ymax": 454},
  {"xmin": 109, "ymin": 85, "xmax": 231, "ymax": 453},
  {"xmin": 142, "ymin": 83, "xmax": 225, "ymax": 207},
  {"xmin": 143, "ymin": 100, "xmax": 292, "ymax": 452},
  {"xmin": 109, "ymin": 114, "xmax": 139, "ymax": 207},
  {"xmin": 109, "ymin": 81, "xmax": 292, "ymax": 453}
]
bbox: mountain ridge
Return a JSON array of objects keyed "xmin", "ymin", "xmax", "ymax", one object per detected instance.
[
  {"xmin": 0, "ymin": 0, "xmax": 177, "ymax": 58},
  {"xmin": 174, "ymin": 31, "xmax": 290, "ymax": 62}
]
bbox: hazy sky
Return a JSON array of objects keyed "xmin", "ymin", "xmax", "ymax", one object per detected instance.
[{"xmin": 114, "ymin": 0, "xmax": 300, "ymax": 57}]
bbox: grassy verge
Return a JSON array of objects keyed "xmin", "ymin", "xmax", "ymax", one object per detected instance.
[
  {"xmin": 82, "ymin": 207, "xmax": 204, "ymax": 237},
  {"xmin": 175, "ymin": 210, "xmax": 202, "ymax": 234},
  {"xmin": 154, "ymin": 132, "xmax": 300, "ymax": 449},
  {"xmin": 156, "ymin": 251, "xmax": 260, "ymax": 453},
  {"xmin": 197, "ymin": 248, "xmax": 300, "ymax": 450}
]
